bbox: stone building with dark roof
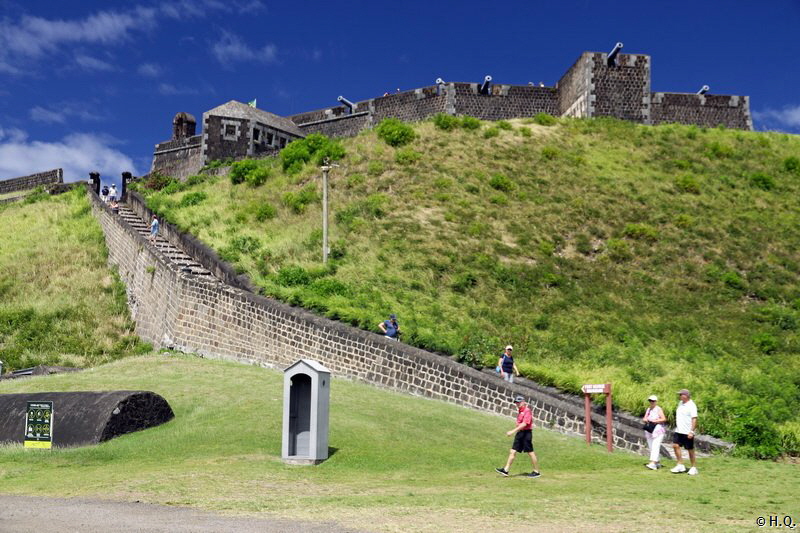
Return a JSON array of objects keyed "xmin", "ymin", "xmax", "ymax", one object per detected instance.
[
  {"xmin": 150, "ymin": 46, "xmax": 752, "ymax": 180},
  {"xmin": 202, "ymin": 100, "xmax": 304, "ymax": 163}
]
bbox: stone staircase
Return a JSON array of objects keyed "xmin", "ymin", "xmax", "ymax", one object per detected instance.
[{"xmin": 117, "ymin": 204, "xmax": 216, "ymax": 278}]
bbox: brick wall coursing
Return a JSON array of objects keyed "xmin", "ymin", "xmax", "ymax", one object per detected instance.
[
  {"xmin": 151, "ymin": 136, "xmax": 204, "ymax": 180},
  {"xmin": 90, "ymin": 189, "xmax": 732, "ymax": 456},
  {"xmin": 297, "ymin": 112, "xmax": 371, "ymax": 138},
  {"xmin": 557, "ymin": 53, "xmax": 593, "ymax": 117},
  {"xmin": 453, "ymin": 84, "xmax": 558, "ymax": 120},
  {"xmin": 370, "ymin": 87, "xmax": 447, "ymax": 123},
  {"xmin": 651, "ymin": 93, "xmax": 752, "ymax": 129},
  {"xmin": 589, "ymin": 53, "xmax": 651, "ymax": 123},
  {"xmin": 0, "ymin": 168, "xmax": 63, "ymax": 195},
  {"xmin": 203, "ymin": 116, "xmax": 250, "ymax": 163}
]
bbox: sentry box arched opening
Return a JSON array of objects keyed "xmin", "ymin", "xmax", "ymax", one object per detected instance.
[{"xmin": 282, "ymin": 359, "xmax": 330, "ymax": 465}]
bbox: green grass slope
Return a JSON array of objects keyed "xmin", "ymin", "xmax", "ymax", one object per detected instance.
[
  {"xmin": 0, "ymin": 188, "xmax": 149, "ymax": 370},
  {"xmin": 133, "ymin": 116, "xmax": 800, "ymax": 456},
  {"xmin": 0, "ymin": 356, "xmax": 797, "ymax": 532}
]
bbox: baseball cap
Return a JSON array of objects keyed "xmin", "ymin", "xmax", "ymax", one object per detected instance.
[
  {"xmin": 513, "ymin": 395, "xmax": 525, "ymax": 403},
  {"xmin": 389, "ymin": 314, "xmax": 397, "ymax": 319},
  {"xmin": 648, "ymin": 395, "xmax": 658, "ymax": 401},
  {"xmin": 505, "ymin": 345, "xmax": 513, "ymax": 351},
  {"xmin": 677, "ymin": 389, "xmax": 690, "ymax": 397}
]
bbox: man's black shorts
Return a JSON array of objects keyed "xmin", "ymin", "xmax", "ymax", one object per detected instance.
[
  {"xmin": 512, "ymin": 429, "xmax": 533, "ymax": 453},
  {"xmin": 673, "ymin": 432, "xmax": 695, "ymax": 450}
]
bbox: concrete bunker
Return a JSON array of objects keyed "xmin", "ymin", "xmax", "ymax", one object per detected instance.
[{"xmin": 0, "ymin": 391, "xmax": 174, "ymax": 448}]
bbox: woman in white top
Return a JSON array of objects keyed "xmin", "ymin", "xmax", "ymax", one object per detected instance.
[{"xmin": 643, "ymin": 394, "xmax": 667, "ymax": 470}]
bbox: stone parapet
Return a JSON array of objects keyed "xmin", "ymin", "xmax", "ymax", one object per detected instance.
[{"xmin": 0, "ymin": 168, "xmax": 63, "ymax": 195}]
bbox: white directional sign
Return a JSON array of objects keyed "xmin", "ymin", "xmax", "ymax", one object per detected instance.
[{"xmin": 582, "ymin": 384, "xmax": 608, "ymax": 394}]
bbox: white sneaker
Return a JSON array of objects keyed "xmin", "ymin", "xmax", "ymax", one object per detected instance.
[
  {"xmin": 645, "ymin": 462, "xmax": 658, "ymax": 470},
  {"xmin": 687, "ymin": 467, "xmax": 698, "ymax": 476},
  {"xmin": 671, "ymin": 464, "xmax": 687, "ymax": 473}
]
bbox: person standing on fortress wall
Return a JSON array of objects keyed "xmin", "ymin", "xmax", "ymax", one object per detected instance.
[
  {"xmin": 643, "ymin": 394, "xmax": 667, "ymax": 470},
  {"xmin": 149, "ymin": 214, "xmax": 159, "ymax": 244},
  {"xmin": 671, "ymin": 389, "xmax": 699, "ymax": 476},
  {"xmin": 378, "ymin": 314, "xmax": 400, "ymax": 340},
  {"xmin": 498, "ymin": 345, "xmax": 519, "ymax": 383},
  {"xmin": 101, "ymin": 185, "xmax": 109, "ymax": 202},
  {"xmin": 495, "ymin": 395, "xmax": 541, "ymax": 478},
  {"xmin": 109, "ymin": 184, "xmax": 117, "ymax": 202},
  {"xmin": 110, "ymin": 200, "xmax": 119, "ymax": 215}
]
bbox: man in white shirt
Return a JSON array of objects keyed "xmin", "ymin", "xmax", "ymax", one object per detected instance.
[{"xmin": 671, "ymin": 388, "xmax": 699, "ymax": 475}]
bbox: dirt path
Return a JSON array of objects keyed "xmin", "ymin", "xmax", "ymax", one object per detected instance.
[{"xmin": 0, "ymin": 494, "xmax": 367, "ymax": 533}]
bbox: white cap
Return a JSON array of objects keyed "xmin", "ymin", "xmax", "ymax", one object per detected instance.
[
  {"xmin": 648, "ymin": 395, "xmax": 658, "ymax": 401},
  {"xmin": 505, "ymin": 345, "xmax": 513, "ymax": 351}
]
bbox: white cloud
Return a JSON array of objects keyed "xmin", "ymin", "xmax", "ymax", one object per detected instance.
[
  {"xmin": 0, "ymin": 130, "xmax": 138, "ymax": 182},
  {"xmin": 158, "ymin": 83, "xmax": 199, "ymax": 96},
  {"xmin": 1, "ymin": 8, "xmax": 157, "ymax": 60},
  {"xmin": 753, "ymin": 105, "xmax": 800, "ymax": 130},
  {"xmin": 29, "ymin": 107, "xmax": 67, "ymax": 124},
  {"xmin": 212, "ymin": 29, "xmax": 277, "ymax": 66},
  {"xmin": 137, "ymin": 62, "xmax": 162, "ymax": 77},
  {"xmin": 0, "ymin": 2, "xmax": 266, "ymax": 74},
  {"xmin": 29, "ymin": 102, "xmax": 105, "ymax": 124},
  {"xmin": 0, "ymin": 127, "xmax": 28, "ymax": 143},
  {"xmin": 75, "ymin": 54, "xmax": 116, "ymax": 72}
]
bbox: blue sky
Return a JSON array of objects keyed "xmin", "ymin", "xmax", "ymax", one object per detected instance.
[{"xmin": 1, "ymin": 0, "xmax": 798, "ymax": 183}]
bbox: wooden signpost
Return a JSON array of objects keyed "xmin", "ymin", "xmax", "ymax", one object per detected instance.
[{"xmin": 581, "ymin": 383, "xmax": 613, "ymax": 452}]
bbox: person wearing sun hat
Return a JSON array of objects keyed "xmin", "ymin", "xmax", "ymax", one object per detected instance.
[
  {"xmin": 495, "ymin": 395, "xmax": 541, "ymax": 478},
  {"xmin": 671, "ymin": 388, "xmax": 699, "ymax": 475},
  {"xmin": 497, "ymin": 345, "xmax": 519, "ymax": 383},
  {"xmin": 643, "ymin": 394, "xmax": 667, "ymax": 470}
]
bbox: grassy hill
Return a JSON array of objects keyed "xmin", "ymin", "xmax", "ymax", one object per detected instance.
[
  {"xmin": 132, "ymin": 116, "xmax": 800, "ymax": 457},
  {"xmin": 0, "ymin": 356, "xmax": 797, "ymax": 532},
  {"xmin": 0, "ymin": 188, "xmax": 149, "ymax": 370}
]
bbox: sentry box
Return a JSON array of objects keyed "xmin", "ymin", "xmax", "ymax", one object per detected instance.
[{"xmin": 282, "ymin": 359, "xmax": 330, "ymax": 465}]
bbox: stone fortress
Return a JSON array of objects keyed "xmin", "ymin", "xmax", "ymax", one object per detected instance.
[{"xmin": 151, "ymin": 44, "xmax": 753, "ymax": 179}]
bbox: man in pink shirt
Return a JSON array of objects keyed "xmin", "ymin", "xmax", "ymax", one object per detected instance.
[{"xmin": 495, "ymin": 395, "xmax": 541, "ymax": 478}]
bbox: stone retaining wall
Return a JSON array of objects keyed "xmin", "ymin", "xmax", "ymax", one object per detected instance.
[
  {"xmin": 90, "ymin": 189, "xmax": 732, "ymax": 456},
  {"xmin": 0, "ymin": 168, "xmax": 63, "ymax": 195}
]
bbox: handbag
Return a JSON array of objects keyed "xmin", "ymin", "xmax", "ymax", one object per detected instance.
[{"xmin": 643, "ymin": 421, "xmax": 657, "ymax": 432}]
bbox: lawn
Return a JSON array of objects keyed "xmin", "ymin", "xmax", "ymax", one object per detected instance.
[
  {"xmin": 0, "ymin": 187, "xmax": 149, "ymax": 370},
  {"xmin": 131, "ymin": 116, "xmax": 800, "ymax": 455},
  {"xmin": 0, "ymin": 356, "xmax": 796, "ymax": 532}
]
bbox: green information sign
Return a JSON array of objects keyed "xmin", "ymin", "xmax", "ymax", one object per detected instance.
[{"xmin": 24, "ymin": 401, "xmax": 53, "ymax": 449}]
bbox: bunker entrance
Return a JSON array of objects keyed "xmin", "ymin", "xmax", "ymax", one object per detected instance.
[{"xmin": 288, "ymin": 373, "xmax": 312, "ymax": 456}]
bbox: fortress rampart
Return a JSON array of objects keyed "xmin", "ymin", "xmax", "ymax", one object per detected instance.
[
  {"xmin": 90, "ymin": 187, "xmax": 733, "ymax": 456},
  {"xmin": 151, "ymin": 48, "xmax": 752, "ymax": 179},
  {"xmin": 0, "ymin": 168, "xmax": 63, "ymax": 195}
]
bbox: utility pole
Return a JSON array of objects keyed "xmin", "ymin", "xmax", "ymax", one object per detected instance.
[
  {"xmin": 321, "ymin": 161, "xmax": 330, "ymax": 263},
  {"xmin": 320, "ymin": 158, "xmax": 339, "ymax": 264}
]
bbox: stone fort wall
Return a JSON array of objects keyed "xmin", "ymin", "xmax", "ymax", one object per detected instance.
[
  {"xmin": 0, "ymin": 168, "xmax": 63, "ymax": 195},
  {"xmin": 288, "ymin": 52, "xmax": 751, "ymax": 138},
  {"xmin": 151, "ymin": 49, "xmax": 752, "ymax": 176},
  {"xmin": 90, "ymin": 188, "xmax": 732, "ymax": 456}
]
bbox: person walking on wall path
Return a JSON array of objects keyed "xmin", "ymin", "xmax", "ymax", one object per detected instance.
[
  {"xmin": 109, "ymin": 184, "xmax": 117, "ymax": 202},
  {"xmin": 101, "ymin": 185, "xmax": 109, "ymax": 203},
  {"xmin": 495, "ymin": 395, "xmax": 540, "ymax": 478},
  {"xmin": 149, "ymin": 214, "xmax": 159, "ymax": 244},
  {"xmin": 498, "ymin": 345, "xmax": 519, "ymax": 383},
  {"xmin": 671, "ymin": 388, "xmax": 699, "ymax": 475},
  {"xmin": 378, "ymin": 314, "xmax": 400, "ymax": 340},
  {"xmin": 643, "ymin": 394, "xmax": 667, "ymax": 470}
]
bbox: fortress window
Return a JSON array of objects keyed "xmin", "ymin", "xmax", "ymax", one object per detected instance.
[
  {"xmin": 279, "ymin": 137, "xmax": 287, "ymax": 148},
  {"xmin": 225, "ymin": 124, "xmax": 236, "ymax": 137},
  {"xmin": 253, "ymin": 128, "xmax": 260, "ymax": 141},
  {"xmin": 266, "ymin": 132, "xmax": 274, "ymax": 145}
]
